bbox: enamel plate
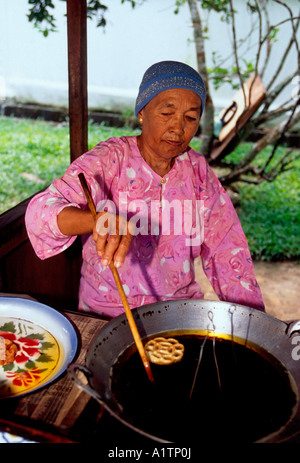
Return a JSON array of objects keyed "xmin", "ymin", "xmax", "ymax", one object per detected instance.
[{"xmin": 0, "ymin": 297, "xmax": 78, "ymax": 398}]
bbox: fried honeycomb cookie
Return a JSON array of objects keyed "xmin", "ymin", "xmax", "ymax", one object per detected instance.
[
  {"xmin": 145, "ymin": 337, "xmax": 184, "ymax": 365},
  {"xmin": 0, "ymin": 337, "xmax": 18, "ymax": 366}
]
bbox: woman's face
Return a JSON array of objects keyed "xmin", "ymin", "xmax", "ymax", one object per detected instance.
[{"xmin": 138, "ymin": 88, "xmax": 202, "ymax": 161}]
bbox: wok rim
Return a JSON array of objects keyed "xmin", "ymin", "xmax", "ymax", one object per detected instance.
[{"xmin": 74, "ymin": 299, "xmax": 300, "ymax": 443}]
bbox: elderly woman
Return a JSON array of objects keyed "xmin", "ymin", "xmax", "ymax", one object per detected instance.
[{"xmin": 25, "ymin": 61, "xmax": 265, "ymax": 317}]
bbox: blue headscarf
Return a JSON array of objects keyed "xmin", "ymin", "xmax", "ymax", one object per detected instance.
[{"xmin": 135, "ymin": 60, "xmax": 206, "ymax": 117}]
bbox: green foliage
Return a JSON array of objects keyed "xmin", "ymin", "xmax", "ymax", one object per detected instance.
[
  {"xmin": 27, "ymin": 0, "xmax": 57, "ymax": 37},
  {"xmin": 87, "ymin": 118, "xmax": 140, "ymax": 149},
  {"xmin": 27, "ymin": 0, "xmax": 136, "ymax": 35},
  {"xmin": 226, "ymin": 144, "xmax": 300, "ymax": 261},
  {"xmin": 86, "ymin": 1, "xmax": 108, "ymax": 28},
  {"xmin": 207, "ymin": 57, "xmax": 254, "ymax": 90},
  {"xmin": 198, "ymin": 0, "xmax": 232, "ymax": 22},
  {"xmin": 175, "ymin": 0, "xmax": 231, "ymax": 21},
  {"xmin": 0, "ymin": 117, "xmax": 70, "ymax": 211},
  {"xmin": 239, "ymin": 181, "xmax": 300, "ymax": 261}
]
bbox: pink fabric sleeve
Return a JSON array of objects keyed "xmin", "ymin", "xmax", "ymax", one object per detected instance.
[
  {"xmin": 25, "ymin": 141, "xmax": 120, "ymax": 260},
  {"xmin": 25, "ymin": 188, "xmax": 80, "ymax": 260}
]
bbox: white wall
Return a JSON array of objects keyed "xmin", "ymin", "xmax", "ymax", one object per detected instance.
[{"xmin": 0, "ymin": 0, "xmax": 299, "ymax": 113}]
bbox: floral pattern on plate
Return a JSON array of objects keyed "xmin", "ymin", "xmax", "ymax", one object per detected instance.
[{"xmin": 0, "ymin": 317, "xmax": 62, "ymax": 398}]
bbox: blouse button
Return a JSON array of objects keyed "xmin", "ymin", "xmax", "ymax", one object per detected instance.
[{"xmin": 160, "ymin": 178, "xmax": 167, "ymax": 184}]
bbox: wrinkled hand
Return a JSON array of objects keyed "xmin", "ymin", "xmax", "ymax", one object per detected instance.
[{"xmin": 93, "ymin": 211, "xmax": 134, "ymax": 268}]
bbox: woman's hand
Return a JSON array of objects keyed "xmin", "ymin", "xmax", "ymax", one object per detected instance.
[
  {"xmin": 57, "ymin": 207, "xmax": 134, "ymax": 268},
  {"xmin": 93, "ymin": 211, "xmax": 134, "ymax": 268}
]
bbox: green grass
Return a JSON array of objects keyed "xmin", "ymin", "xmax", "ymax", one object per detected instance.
[
  {"xmin": 0, "ymin": 116, "xmax": 299, "ymax": 261},
  {"xmin": 239, "ymin": 180, "xmax": 300, "ymax": 261},
  {"xmin": 225, "ymin": 143, "xmax": 300, "ymax": 261},
  {"xmin": 0, "ymin": 116, "xmax": 139, "ymax": 212}
]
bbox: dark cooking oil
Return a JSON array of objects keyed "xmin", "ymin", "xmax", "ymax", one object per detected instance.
[{"xmin": 111, "ymin": 335, "xmax": 296, "ymax": 443}]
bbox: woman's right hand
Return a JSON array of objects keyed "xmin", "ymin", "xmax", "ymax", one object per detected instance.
[
  {"xmin": 57, "ymin": 206, "xmax": 134, "ymax": 268},
  {"xmin": 93, "ymin": 211, "xmax": 134, "ymax": 268}
]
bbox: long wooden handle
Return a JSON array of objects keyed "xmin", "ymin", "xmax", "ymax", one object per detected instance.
[
  {"xmin": 109, "ymin": 261, "xmax": 154, "ymax": 381},
  {"xmin": 78, "ymin": 173, "xmax": 97, "ymax": 219},
  {"xmin": 78, "ymin": 173, "xmax": 154, "ymax": 382}
]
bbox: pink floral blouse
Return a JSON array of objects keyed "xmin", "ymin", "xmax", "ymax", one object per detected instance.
[{"xmin": 25, "ymin": 136, "xmax": 265, "ymax": 317}]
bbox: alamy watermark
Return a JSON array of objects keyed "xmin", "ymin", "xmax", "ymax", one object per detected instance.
[
  {"xmin": 95, "ymin": 193, "xmax": 205, "ymax": 247},
  {"xmin": 291, "ymin": 335, "xmax": 300, "ymax": 361}
]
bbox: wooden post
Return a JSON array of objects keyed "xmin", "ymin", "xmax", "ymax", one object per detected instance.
[{"xmin": 66, "ymin": 0, "xmax": 88, "ymax": 162}]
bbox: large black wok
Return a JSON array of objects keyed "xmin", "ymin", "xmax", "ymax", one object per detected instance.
[{"xmin": 68, "ymin": 299, "xmax": 300, "ymax": 443}]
